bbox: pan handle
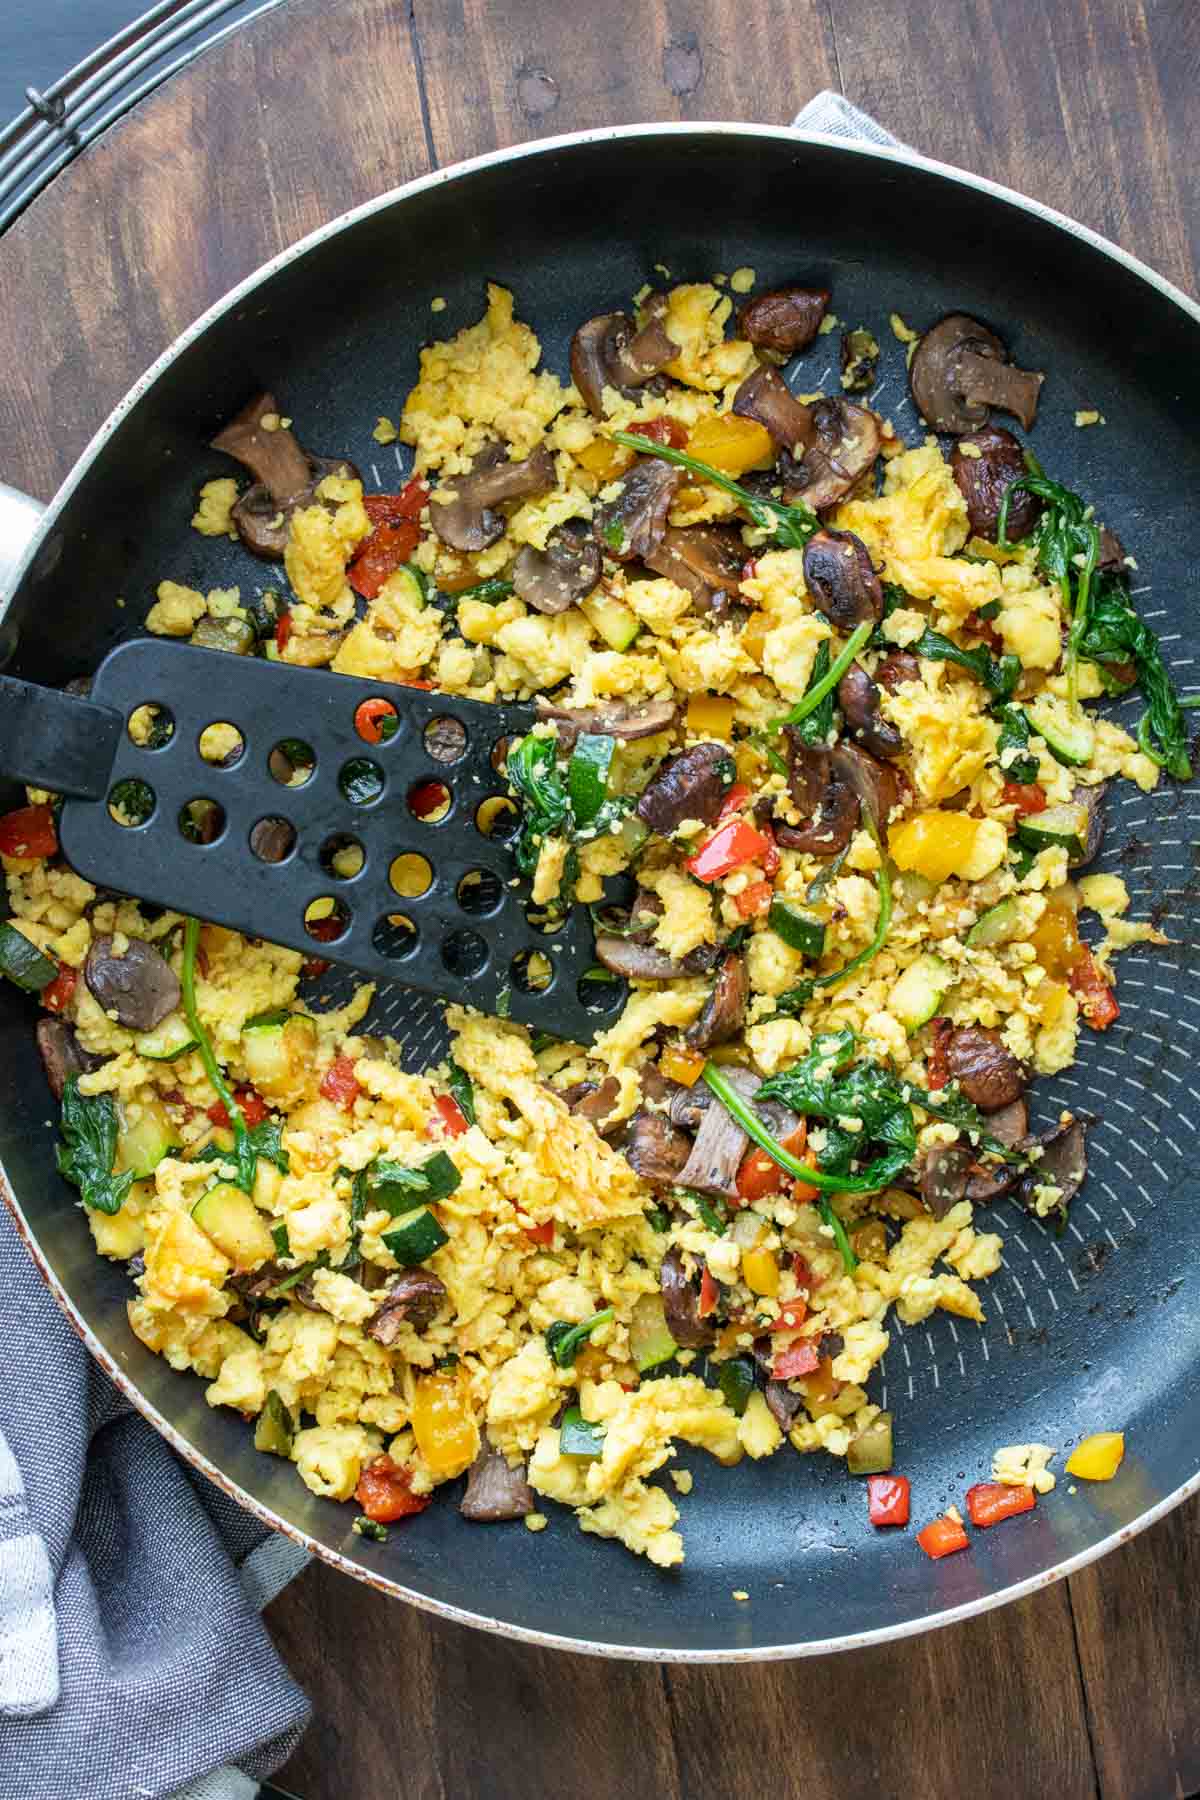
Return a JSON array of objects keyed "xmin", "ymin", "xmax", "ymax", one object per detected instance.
[{"xmin": 0, "ymin": 482, "xmax": 45, "ymax": 619}]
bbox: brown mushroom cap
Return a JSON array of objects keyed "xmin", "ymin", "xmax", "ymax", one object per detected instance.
[
  {"xmin": 644, "ymin": 523, "xmax": 745, "ymax": 610},
  {"xmin": 910, "ymin": 314, "xmax": 1044, "ymax": 434},
  {"xmin": 570, "ymin": 302, "xmax": 678, "ymax": 417},
  {"xmin": 212, "ymin": 394, "xmax": 360, "ymax": 561},
  {"xmin": 534, "ymin": 694, "xmax": 678, "ymax": 754},
  {"xmin": 429, "ymin": 442, "xmax": 556, "ymax": 552},
  {"xmin": 511, "ymin": 519, "xmax": 601, "ymax": 614},
  {"xmin": 837, "ymin": 665, "xmax": 903, "ymax": 759},
  {"xmin": 781, "ymin": 399, "xmax": 882, "ymax": 510},
  {"xmin": 951, "ymin": 425, "xmax": 1043, "ymax": 541},
  {"xmin": 830, "ymin": 742, "xmax": 901, "ymax": 834},
  {"xmin": 738, "ymin": 286, "xmax": 830, "ymax": 356},
  {"xmin": 731, "ymin": 365, "xmax": 815, "ymax": 452},
  {"xmin": 84, "ymin": 936, "xmax": 180, "ymax": 1032},
  {"xmin": 593, "ymin": 457, "xmax": 682, "ymax": 562},
  {"xmin": 685, "ymin": 952, "xmax": 749, "ymax": 1050},
  {"xmin": 802, "ymin": 527, "xmax": 884, "ymax": 630}
]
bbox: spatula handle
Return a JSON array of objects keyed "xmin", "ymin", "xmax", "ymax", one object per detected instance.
[{"xmin": 0, "ymin": 673, "xmax": 122, "ymax": 800}]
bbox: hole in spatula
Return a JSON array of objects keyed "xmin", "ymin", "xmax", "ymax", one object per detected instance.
[
  {"xmin": 199, "ymin": 722, "xmax": 245, "ymax": 767},
  {"xmin": 389, "ymin": 853, "xmax": 433, "ymax": 898},
  {"xmin": 476, "ymin": 796, "xmax": 520, "ymax": 841},
  {"xmin": 456, "ymin": 868, "xmax": 503, "ymax": 915},
  {"xmin": 372, "ymin": 913, "xmax": 419, "ymax": 959},
  {"xmin": 408, "ymin": 778, "xmax": 452, "ymax": 823},
  {"xmin": 511, "ymin": 948, "xmax": 554, "ymax": 994},
  {"xmin": 441, "ymin": 929, "xmax": 488, "ymax": 978},
  {"xmin": 305, "ymin": 896, "xmax": 351, "ymax": 943},
  {"xmin": 577, "ymin": 968, "xmax": 626, "ymax": 1015},
  {"xmin": 320, "ymin": 834, "xmax": 365, "ymax": 880},
  {"xmin": 339, "ymin": 758, "xmax": 384, "ymax": 805},
  {"xmin": 425, "ymin": 716, "xmax": 467, "ymax": 763},
  {"xmin": 179, "ymin": 798, "xmax": 225, "ymax": 845},
  {"xmin": 250, "ymin": 817, "xmax": 296, "ymax": 863},
  {"xmin": 128, "ymin": 703, "xmax": 174, "ymax": 749},
  {"xmin": 354, "ymin": 698, "xmax": 399, "ymax": 745},
  {"xmin": 269, "ymin": 738, "xmax": 316, "ymax": 786},
  {"xmin": 525, "ymin": 901, "xmax": 566, "ymax": 936},
  {"xmin": 108, "ymin": 778, "xmax": 155, "ymax": 827}
]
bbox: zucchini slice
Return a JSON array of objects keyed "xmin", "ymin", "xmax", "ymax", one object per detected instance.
[
  {"xmin": 966, "ymin": 897, "xmax": 1022, "ymax": 949},
  {"xmin": 0, "ymin": 919, "xmax": 57, "ymax": 993},
  {"xmin": 115, "ymin": 1097, "xmax": 181, "ymax": 1178},
  {"xmin": 1026, "ymin": 699, "xmax": 1095, "ymax": 768},
  {"xmin": 134, "ymin": 1013, "xmax": 199, "ymax": 1061},
  {"xmin": 580, "ymin": 590, "xmax": 641, "ymax": 651},
  {"xmin": 1016, "ymin": 802, "xmax": 1089, "ymax": 860},
  {"xmin": 559, "ymin": 1406, "xmax": 606, "ymax": 1459},
  {"xmin": 192, "ymin": 1181, "xmax": 275, "ymax": 1270},
  {"xmin": 768, "ymin": 901, "xmax": 827, "ymax": 957},
  {"xmin": 889, "ymin": 954, "xmax": 953, "ymax": 1032},
  {"xmin": 254, "ymin": 1389, "xmax": 295, "ymax": 1458},
  {"xmin": 381, "ymin": 1205, "xmax": 449, "ymax": 1267}
]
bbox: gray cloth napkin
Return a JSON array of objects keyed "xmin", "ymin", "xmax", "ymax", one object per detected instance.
[{"xmin": 0, "ymin": 85, "xmax": 898, "ymax": 1800}]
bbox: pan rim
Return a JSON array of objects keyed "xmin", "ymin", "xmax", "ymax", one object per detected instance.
[{"xmin": 3, "ymin": 118, "xmax": 1198, "ymax": 1660}]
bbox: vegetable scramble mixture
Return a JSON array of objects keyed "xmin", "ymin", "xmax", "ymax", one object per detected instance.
[{"xmin": 1, "ymin": 278, "xmax": 1182, "ymax": 1567}]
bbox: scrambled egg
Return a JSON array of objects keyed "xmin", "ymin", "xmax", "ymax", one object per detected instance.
[{"xmin": 9, "ymin": 280, "xmax": 1166, "ymax": 1571}]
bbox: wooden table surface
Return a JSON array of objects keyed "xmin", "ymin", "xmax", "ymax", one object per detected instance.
[{"xmin": 2, "ymin": 1, "xmax": 1199, "ymax": 1794}]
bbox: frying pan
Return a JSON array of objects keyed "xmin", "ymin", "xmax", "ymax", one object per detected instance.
[{"xmin": 3, "ymin": 123, "xmax": 1199, "ymax": 1661}]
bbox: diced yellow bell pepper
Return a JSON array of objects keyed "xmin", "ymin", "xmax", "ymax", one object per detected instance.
[
  {"xmin": 687, "ymin": 693, "xmax": 735, "ymax": 738},
  {"xmin": 1031, "ymin": 902, "xmax": 1083, "ymax": 980},
  {"xmin": 685, "ymin": 414, "xmax": 774, "ymax": 476},
  {"xmin": 660, "ymin": 1044, "xmax": 706, "ymax": 1087},
  {"xmin": 741, "ymin": 1246, "xmax": 780, "ymax": 1298},
  {"xmin": 889, "ymin": 810, "xmax": 986, "ymax": 883},
  {"xmin": 1065, "ymin": 1431, "xmax": 1125, "ymax": 1481},
  {"xmin": 741, "ymin": 611, "xmax": 771, "ymax": 662},
  {"xmin": 575, "ymin": 438, "xmax": 637, "ymax": 481},
  {"xmin": 411, "ymin": 1368, "xmax": 480, "ymax": 1480}
]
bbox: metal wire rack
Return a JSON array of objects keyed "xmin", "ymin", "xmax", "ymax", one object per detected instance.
[{"xmin": 0, "ymin": 0, "xmax": 285, "ymax": 232}]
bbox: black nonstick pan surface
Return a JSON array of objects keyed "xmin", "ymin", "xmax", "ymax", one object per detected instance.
[{"xmin": 2, "ymin": 125, "xmax": 1198, "ymax": 1658}]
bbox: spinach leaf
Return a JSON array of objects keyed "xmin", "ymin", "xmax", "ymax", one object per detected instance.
[
  {"xmin": 447, "ymin": 1060, "xmax": 476, "ymax": 1127},
  {"xmin": 181, "ymin": 917, "xmax": 262, "ymax": 1194},
  {"xmin": 506, "ymin": 733, "xmax": 573, "ymax": 877},
  {"xmin": 612, "ymin": 431, "xmax": 819, "ymax": 549},
  {"xmin": 545, "ymin": 1308, "xmax": 614, "ymax": 1368},
  {"xmin": 775, "ymin": 833, "xmax": 893, "ymax": 1010},
  {"xmin": 911, "ymin": 626, "xmax": 1019, "ymax": 703},
  {"xmin": 994, "ymin": 704, "xmax": 1040, "ymax": 784},
  {"xmin": 790, "ymin": 641, "xmax": 833, "ymax": 746},
  {"xmin": 766, "ymin": 622, "xmax": 874, "ymax": 734},
  {"xmin": 1078, "ymin": 572, "xmax": 1192, "ymax": 779},
  {"xmin": 692, "ymin": 1193, "xmax": 728, "ymax": 1235},
  {"xmin": 452, "ymin": 578, "xmax": 514, "ymax": 605},
  {"xmin": 56, "ymin": 1078, "xmax": 136, "ymax": 1216},
  {"xmin": 912, "ymin": 1083, "xmax": 1025, "ymax": 1163}
]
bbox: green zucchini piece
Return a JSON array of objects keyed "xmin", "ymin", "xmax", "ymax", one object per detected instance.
[
  {"xmin": 116, "ymin": 1098, "xmax": 181, "ymax": 1179},
  {"xmin": 0, "ymin": 920, "xmax": 57, "ymax": 993},
  {"xmin": 1026, "ymin": 698, "xmax": 1095, "ymax": 768},
  {"xmin": 889, "ymin": 954, "xmax": 953, "ymax": 1032},
  {"xmin": 1016, "ymin": 803, "xmax": 1089, "ymax": 860},
  {"xmin": 966, "ymin": 898, "xmax": 1022, "ymax": 949},
  {"xmin": 190, "ymin": 613, "xmax": 256, "ymax": 655},
  {"xmin": 767, "ymin": 901, "xmax": 826, "ymax": 957},
  {"xmin": 254, "ymin": 1390, "xmax": 295, "ymax": 1458},
  {"xmin": 559, "ymin": 1406, "xmax": 606, "ymax": 1458},
  {"xmin": 567, "ymin": 733, "xmax": 616, "ymax": 828},
  {"xmin": 628, "ymin": 1292, "xmax": 677, "ymax": 1372},
  {"xmin": 581, "ymin": 590, "xmax": 641, "ymax": 651},
  {"xmin": 846, "ymin": 1409, "xmax": 893, "ymax": 1475},
  {"xmin": 134, "ymin": 1013, "xmax": 199, "ymax": 1061},
  {"xmin": 192, "ymin": 1180, "xmax": 275, "ymax": 1270},
  {"xmin": 363, "ymin": 1149, "xmax": 461, "ymax": 1218},
  {"xmin": 242, "ymin": 1007, "xmax": 293, "ymax": 1033},
  {"xmin": 381, "ymin": 1205, "xmax": 449, "ymax": 1267},
  {"xmin": 270, "ymin": 1221, "xmax": 291, "ymax": 1259}
]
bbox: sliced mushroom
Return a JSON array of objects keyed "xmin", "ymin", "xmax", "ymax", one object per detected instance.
[
  {"xmin": 674, "ymin": 1066, "xmax": 797, "ymax": 1200},
  {"xmin": 636, "ymin": 741, "xmax": 735, "ymax": 834},
  {"xmin": 986, "ymin": 1096, "xmax": 1029, "ymax": 1147},
  {"xmin": 660, "ymin": 1248, "xmax": 717, "ymax": 1349},
  {"xmin": 830, "ymin": 742, "xmax": 901, "ymax": 834},
  {"xmin": 645, "ymin": 524, "xmax": 746, "ymax": 611},
  {"xmin": 802, "ymin": 527, "xmax": 884, "ymax": 630},
  {"xmin": 620, "ymin": 1110, "xmax": 694, "ymax": 1189},
  {"xmin": 365, "ymin": 1270, "xmax": 448, "ymax": 1343},
  {"xmin": 964, "ymin": 1097, "xmax": 1029, "ymax": 1203},
  {"xmin": 921, "ymin": 1145, "xmax": 974, "ymax": 1220},
  {"xmin": 1020, "ymin": 1118, "xmax": 1087, "ymax": 1215},
  {"xmin": 685, "ymin": 952, "xmax": 748, "ymax": 1050},
  {"xmin": 781, "ymin": 399, "xmax": 882, "ymax": 510},
  {"xmin": 429, "ymin": 442, "xmax": 556, "ymax": 552},
  {"xmin": 775, "ymin": 736, "xmax": 860, "ymax": 856},
  {"xmin": 943, "ymin": 1025, "xmax": 1027, "ymax": 1112},
  {"xmin": 84, "ymin": 936, "xmax": 180, "ymax": 1032},
  {"xmin": 731, "ymin": 366, "xmax": 815, "ymax": 452},
  {"xmin": 764, "ymin": 1378, "xmax": 803, "ymax": 1431},
  {"xmin": 460, "ymin": 1443, "xmax": 535, "ymax": 1522},
  {"xmin": 557, "ymin": 1074, "xmax": 622, "ymax": 1134},
  {"xmin": 594, "ymin": 936, "xmax": 683, "ymax": 981},
  {"xmin": 837, "ymin": 666, "xmax": 902, "ymax": 759},
  {"xmin": 511, "ymin": 519, "xmax": 601, "ymax": 613},
  {"xmin": 570, "ymin": 304, "xmax": 678, "ymax": 417},
  {"xmin": 951, "ymin": 426, "xmax": 1042, "ymax": 541},
  {"xmin": 211, "ymin": 392, "xmax": 360, "ymax": 560},
  {"xmin": 1070, "ymin": 782, "xmax": 1107, "ymax": 870},
  {"xmin": 36, "ymin": 1018, "xmax": 105, "ymax": 1101},
  {"xmin": 1097, "ymin": 527, "xmax": 1128, "ymax": 573},
  {"xmin": 786, "ymin": 735, "xmax": 833, "ymax": 815},
  {"xmin": 738, "ymin": 286, "xmax": 830, "ymax": 357},
  {"xmin": 875, "ymin": 650, "xmax": 922, "ymax": 694},
  {"xmin": 593, "ymin": 457, "xmax": 683, "ymax": 562},
  {"xmin": 535, "ymin": 694, "xmax": 677, "ymax": 756},
  {"xmin": 910, "ymin": 315, "xmax": 1044, "ymax": 435}
]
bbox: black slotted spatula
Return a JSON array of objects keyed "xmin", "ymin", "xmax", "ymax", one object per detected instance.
[{"xmin": 0, "ymin": 641, "xmax": 622, "ymax": 1040}]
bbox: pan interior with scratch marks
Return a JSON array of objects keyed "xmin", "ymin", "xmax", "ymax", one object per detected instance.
[{"xmin": 2, "ymin": 128, "xmax": 1199, "ymax": 1656}]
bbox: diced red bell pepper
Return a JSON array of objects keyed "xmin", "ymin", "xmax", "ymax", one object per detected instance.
[
  {"xmin": 867, "ymin": 1473, "xmax": 911, "ymax": 1527},
  {"xmin": 302, "ymin": 956, "xmax": 331, "ymax": 978},
  {"xmin": 926, "ymin": 1016, "xmax": 952, "ymax": 1091},
  {"xmin": 1068, "ymin": 949, "xmax": 1120, "ymax": 1030},
  {"xmin": 0, "ymin": 804, "xmax": 57, "ymax": 859},
  {"xmin": 40, "ymin": 965, "xmax": 77, "ymax": 1014},
  {"xmin": 965, "ymin": 1482, "xmax": 1036, "ymax": 1528},
  {"xmin": 769, "ymin": 1297, "xmax": 810, "ymax": 1333},
  {"xmin": 363, "ymin": 478, "xmax": 428, "ymax": 526},
  {"xmin": 638, "ymin": 416, "xmax": 687, "ymax": 449},
  {"xmin": 735, "ymin": 879, "xmax": 774, "ymax": 920},
  {"xmin": 354, "ymin": 697, "xmax": 399, "ymax": 744},
  {"xmin": 736, "ymin": 1145, "xmax": 785, "ymax": 1204},
  {"xmin": 208, "ymin": 1086, "xmax": 269, "ymax": 1130},
  {"xmin": 717, "ymin": 783, "xmax": 751, "ymax": 821},
  {"xmin": 772, "ymin": 1340, "xmax": 820, "ymax": 1380},
  {"xmin": 433, "ymin": 1094, "xmax": 469, "ymax": 1138},
  {"xmin": 916, "ymin": 1514, "xmax": 970, "ymax": 1560},
  {"xmin": 398, "ymin": 677, "xmax": 434, "ymax": 690},
  {"xmin": 685, "ymin": 817, "xmax": 770, "ymax": 884},
  {"xmin": 1001, "ymin": 781, "xmax": 1047, "ymax": 818},
  {"xmin": 319, "ymin": 1054, "xmax": 362, "ymax": 1110},
  {"xmin": 698, "ymin": 1265, "xmax": 720, "ymax": 1319},
  {"xmin": 521, "ymin": 1217, "xmax": 555, "ymax": 1246},
  {"xmin": 354, "ymin": 1454, "xmax": 432, "ymax": 1523},
  {"xmin": 274, "ymin": 612, "xmax": 292, "ymax": 654},
  {"xmin": 790, "ymin": 1253, "xmax": 814, "ymax": 1293},
  {"xmin": 965, "ymin": 609, "xmax": 1002, "ymax": 650},
  {"xmin": 348, "ymin": 519, "xmax": 422, "ymax": 600}
]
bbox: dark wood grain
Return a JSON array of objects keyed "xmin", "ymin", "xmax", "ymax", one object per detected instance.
[
  {"xmin": 1, "ymin": 1, "xmax": 1198, "ymax": 1795},
  {"xmin": 268, "ymin": 1554, "xmax": 1097, "ymax": 1800}
]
